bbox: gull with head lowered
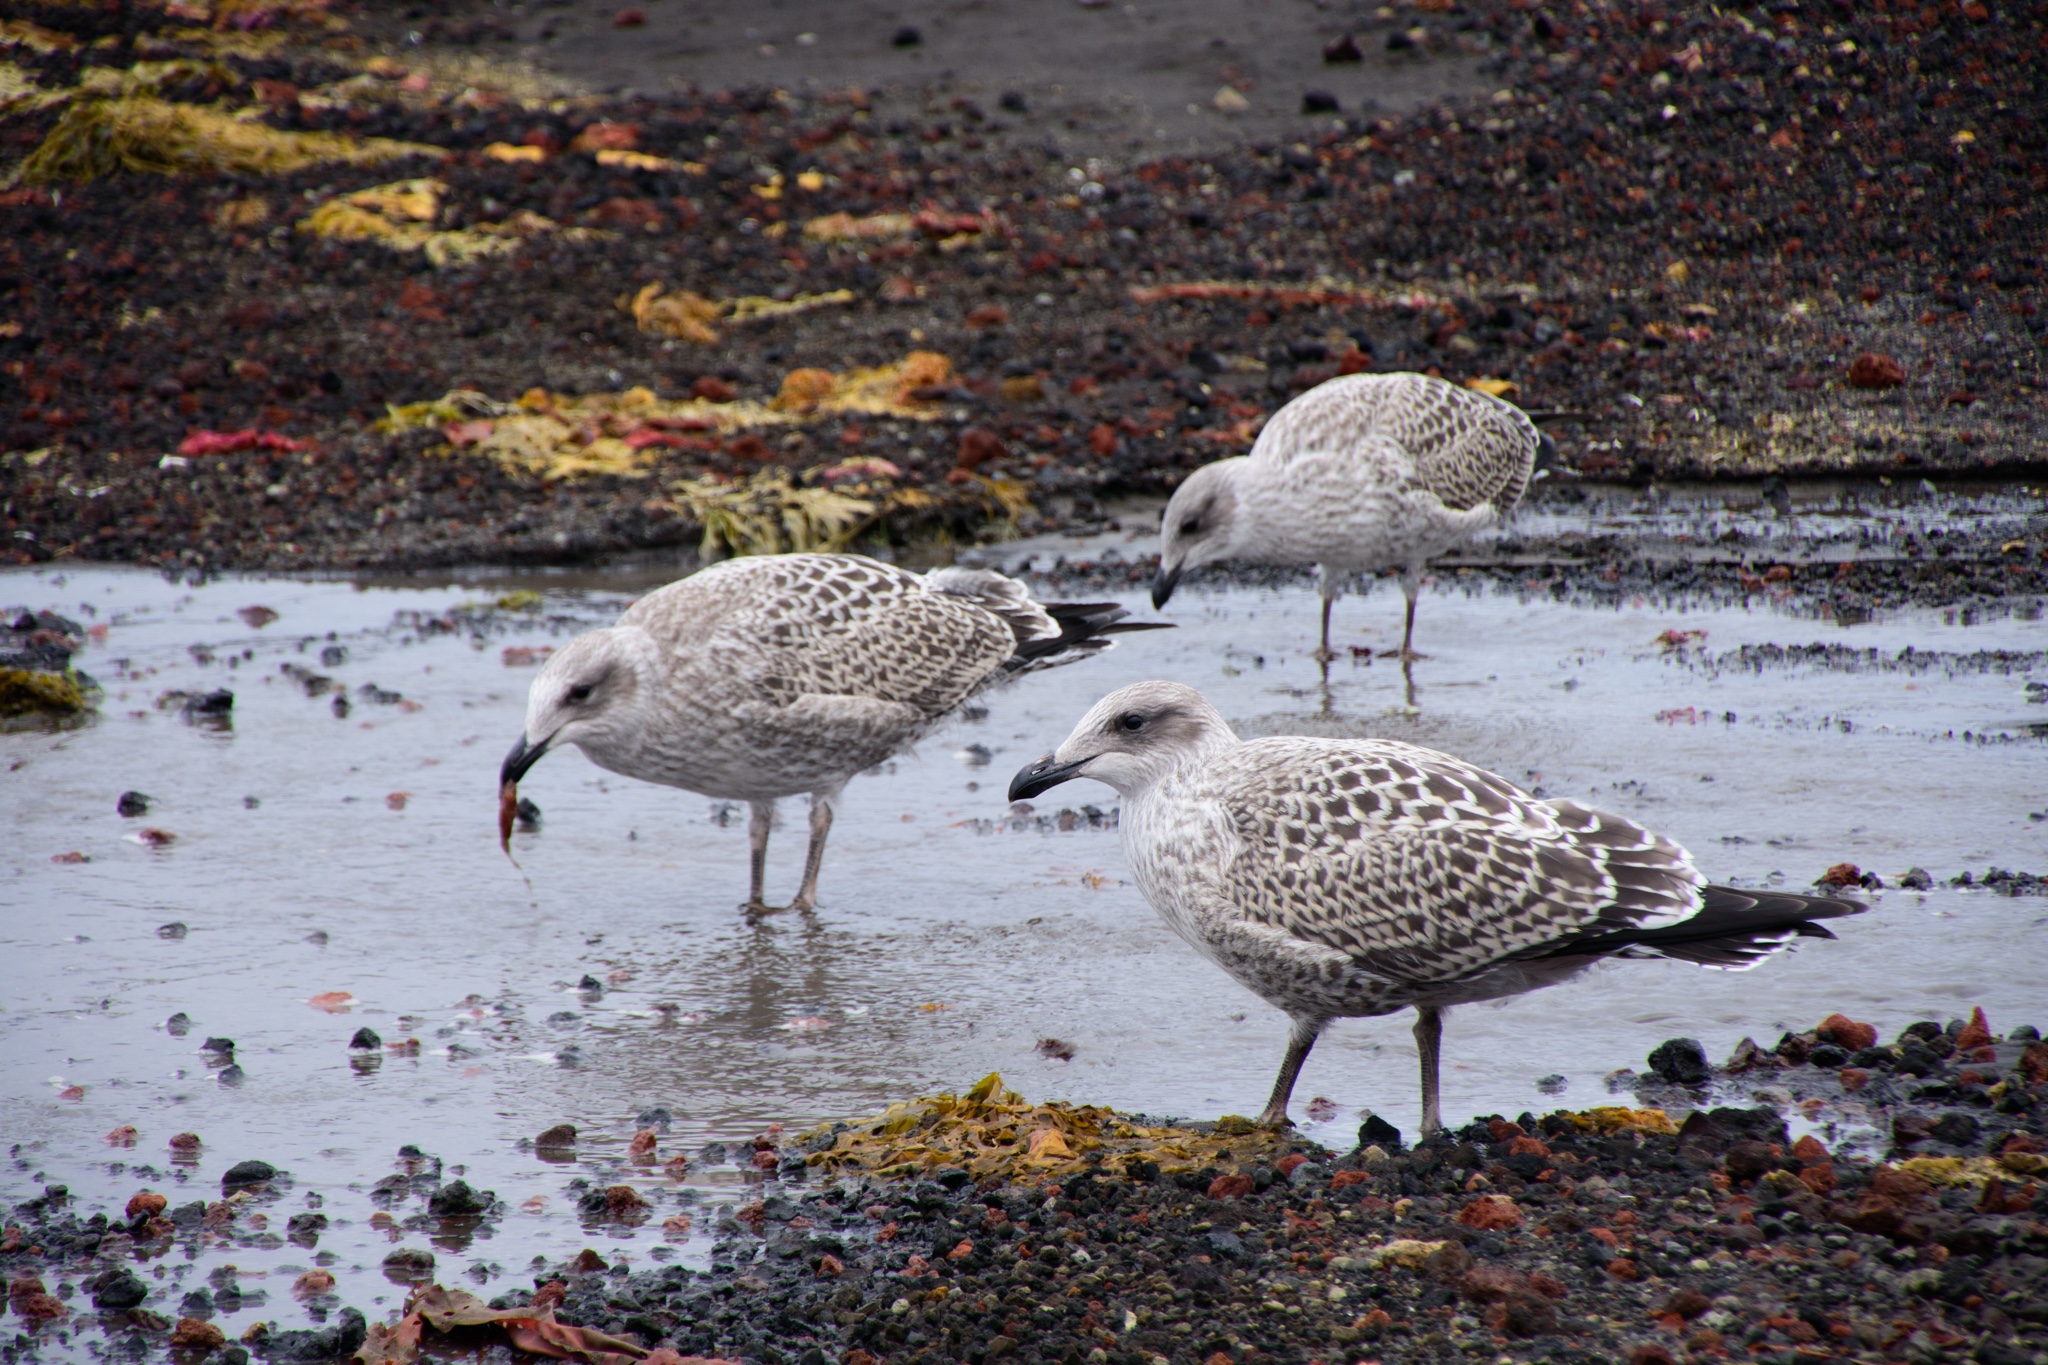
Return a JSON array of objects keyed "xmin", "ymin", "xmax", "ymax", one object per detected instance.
[
  {"xmin": 1010, "ymin": 680, "xmax": 1861, "ymax": 1135},
  {"xmin": 501, "ymin": 553, "xmax": 1166, "ymax": 914},
  {"xmin": 1152, "ymin": 372, "xmax": 1550, "ymax": 661}
]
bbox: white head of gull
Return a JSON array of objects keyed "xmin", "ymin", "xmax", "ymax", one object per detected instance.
[
  {"xmin": 1153, "ymin": 372, "xmax": 1553, "ymax": 661},
  {"xmin": 502, "ymin": 553, "xmax": 1167, "ymax": 915},
  {"xmin": 1010, "ymin": 680, "xmax": 1862, "ymax": 1136}
]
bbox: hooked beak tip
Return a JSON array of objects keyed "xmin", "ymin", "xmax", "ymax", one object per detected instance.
[
  {"xmin": 500, "ymin": 732, "xmax": 548, "ymax": 788},
  {"xmin": 1008, "ymin": 753, "xmax": 1088, "ymax": 803},
  {"xmin": 1150, "ymin": 566, "xmax": 1181, "ymax": 610}
]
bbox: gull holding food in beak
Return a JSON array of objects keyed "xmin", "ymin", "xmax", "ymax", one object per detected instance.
[{"xmin": 500, "ymin": 553, "xmax": 1168, "ymax": 915}]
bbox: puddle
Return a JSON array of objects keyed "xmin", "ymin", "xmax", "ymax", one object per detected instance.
[{"xmin": 4, "ymin": 545, "xmax": 2046, "ymax": 1344}]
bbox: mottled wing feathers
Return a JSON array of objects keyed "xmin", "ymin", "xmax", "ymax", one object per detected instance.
[
  {"xmin": 1206, "ymin": 738, "xmax": 1703, "ymax": 985},
  {"xmin": 924, "ymin": 566, "xmax": 1062, "ymax": 645},
  {"xmin": 1249, "ymin": 373, "xmax": 1539, "ymax": 514},
  {"xmin": 633, "ymin": 553, "xmax": 1016, "ymax": 717}
]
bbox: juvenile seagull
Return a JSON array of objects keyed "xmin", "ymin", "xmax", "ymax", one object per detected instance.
[
  {"xmin": 502, "ymin": 554, "xmax": 1165, "ymax": 914},
  {"xmin": 1010, "ymin": 681, "xmax": 1859, "ymax": 1133},
  {"xmin": 1152, "ymin": 373, "xmax": 1549, "ymax": 660}
]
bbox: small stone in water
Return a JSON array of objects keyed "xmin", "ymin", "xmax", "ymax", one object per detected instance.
[{"xmin": 1647, "ymin": 1037, "xmax": 1710, "ymax": 1086}]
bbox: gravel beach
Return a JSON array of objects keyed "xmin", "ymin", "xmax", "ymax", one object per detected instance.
[
  {"xmin": 4, "ymin": 1012, "xmax": 2045, "ymax": 1365},
  {"xmin": 3, "ymin": 0, "xmax": 2044, "ymax": 572}
]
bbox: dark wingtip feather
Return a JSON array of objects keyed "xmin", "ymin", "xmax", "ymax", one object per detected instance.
[
  {"xmin": 1528, "ymin": 883, "xmax": 1863, "ymax": 968},
  {"xmin": 1018, "ymin": 602, "xmax": 1172, "ymax": 657}
]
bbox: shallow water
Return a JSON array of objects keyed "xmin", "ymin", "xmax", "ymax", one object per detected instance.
[{"xmin": 3, "ymin": 545, "xmax": 2045, "ymax": 1344}]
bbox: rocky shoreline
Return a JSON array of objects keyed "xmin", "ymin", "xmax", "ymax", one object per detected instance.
[
  {"xmin": 4, "ymin": 1011, "xmax": 2044, "ymax": 1365},
  {"xmin": 4, "ymin": 0, "xmax": 2044, "ymax": 573}
]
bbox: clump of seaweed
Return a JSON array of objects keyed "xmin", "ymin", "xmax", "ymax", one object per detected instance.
[
  {"xmin": 798, "ymin": 1072, "xmax": 1299, "ymax": 1185},
  {"xmin": 19, "ymin": 94, "xmax": 443, "ymax": 184},
  {"xmin": 295, "ymin": 178, "xmax": 608, "ymax": 268},
  {"xmin": 0, "ymin": 666, "xmax": 91, "ymax": 721}
]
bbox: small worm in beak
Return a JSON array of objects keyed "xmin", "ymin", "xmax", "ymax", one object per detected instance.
[{"xmin": 499, "ymin": 780, "xmax": 519, "ymax": 855}]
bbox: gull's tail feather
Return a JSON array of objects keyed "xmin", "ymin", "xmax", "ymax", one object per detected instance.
[{"xmin": 1526, "ymin": 886, "xmax": 1863, "ymax": 971}]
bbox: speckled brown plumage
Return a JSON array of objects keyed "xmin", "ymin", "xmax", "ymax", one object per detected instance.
[
  {"xmin": 1153, "ymin": 373, "xmax": 1546, "ymax": 656},
  {"xmin": 506, "ymin": 554, "xmax": 1164, "ymax": 913},
  {"xmin": 1010, "ymin": 681, "xmax": 1861, "ymax": 1133}
]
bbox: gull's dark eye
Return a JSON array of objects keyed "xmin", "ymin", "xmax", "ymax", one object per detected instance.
[
  {"xmin": 1120, "ymin": 712, "xmax": 1146, "ymax": 732},
  {"xmin": 568, "ymin": 683, "xmax": 595, "ymax": 703},
  {"xmin": 1179, "ymin": 517, "xmax": 1202, "ymax": 536}
]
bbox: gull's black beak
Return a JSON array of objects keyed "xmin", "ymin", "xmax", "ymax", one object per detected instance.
[
  {"xmin": 1009, "ymin": 753, "xmax": 1089, "ymax": 802},
  {"xmin": 1150, "ymin": 563, "xmax": 1183, "ymax": 610},
  {"xmin": 500, "ymin": 733, "xmax": 548, "ymax": 787}
]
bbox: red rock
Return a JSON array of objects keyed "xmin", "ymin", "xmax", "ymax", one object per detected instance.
[
  {"xmin": 1799, "ymin": 1162, "xmax": 1838, "ymax": 1195},
  {"xmin": 1953, "ymin": 1006, "xmax": 1993, "ymax": 1053},
  {"xmin": 1508, "ymin": 1135, "xmax": 1551, "ymax": 1158},
  {"xmin": 1457, "ymin": 1265, "xmax": 1526, "ymax": 1303},
  {"xmin": 946, "ymin": 1239, "xmax": 973, "ymax": 1260},
  {"xmin": 1088, "ymin": 424, "xmax": 1119, "ymax": 457},
  {"xmin": 1457, "ymin": 1196, "xmax": 1521, "ymax": 1231},
  {"xmin": 1608, "ymin": 1258, "xmax": 1641, "ymax": 1281},
  {"xmin": 126, "ymin": 1191, "xmax": 167, "ymax": 1220},
  {"xmin": 613, "ymin": 7, "xmax": 646, "ymax": 26},
  {"xmin": 1660, "ymin": 1288, "xmax": 1711, "ymax": 1319},
  {"xmin": 1791, "ymin": 1135, "xmax": 1829, "ymax": 1166},
  {"xmin": 1839, "ymin": 1067, "xmax": 1871, "ymax": 1092},
  {"xmin": 1818, "ymin": 862, "xmax": 1861, "ymax": 888},
  {"xmin": 1337, "ymin": 348, "xmax": 1372, "ymax": 375},
  {"xmin": 1816, "ymin": 1013, "xmax": 1876, "ymax": 1051},
  {"xmin": 1274, "ymin": 1153, "xmax": 1308, "ymax": 1176},
  {"xmin": 1206, "ymin": 1173, "xmax": 1254, "ymax": 1199},
  {"xmin": 1330, "ymin": 1170, "xmax": 1371, "ymax": 1189},
  {"xmin": 956, "ymin": 428, "xmax": 1006, "ymax": 471},
  {"xmin": 816, "ymin": 1253, "xmax": 843, "ymax": 1277},
  {"xmin": 691, "ymin": 376, "xmax": 737, "ymax": 403},
  {"xmin": 965, "ymin": 305, "xmax": 1010, "ymax": 329},
  {"xmin": 569, "ymin": 1249, "xmax": 608, "ymax": 1274},
  {"xmin": 1846, "ymin": 353, "xmax": 1905, "ymax": 388}
]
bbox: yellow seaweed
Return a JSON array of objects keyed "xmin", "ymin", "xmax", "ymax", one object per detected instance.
[
  {"xmin": 0, "ymin": 668, "xmax": 89, "ymax": 719},
  {"xmin": 796, "ymin": 1072, "xmax": 1299, "ymax": 1186},
  {"xmin": 1559, "ymin": 1107, "xmax": 1679, "ymax": 1136},
  {"xmin": 296, "ymin": 179, "xmax": 604, "ymax": 268},
  {"xmin": 20, "ymin": 95, "xmax": 443, "ymax": 185},
  {"xmin": 628, "ymin": 283, "xmax": 857, "ymax": 343}
]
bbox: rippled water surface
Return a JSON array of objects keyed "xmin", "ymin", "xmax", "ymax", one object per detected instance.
[{"xmin": 3, "ymin": 537, "xmax": 2045, "ymax": 1343}]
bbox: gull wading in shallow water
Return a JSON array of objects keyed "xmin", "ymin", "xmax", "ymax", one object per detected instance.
[
  {"xmin": 1009, "ymin": 680, "xmax": 1861, "ymax": 1134},
  {"xmin": 1152, "ymin": 372, "xmax": 1550, "ymax": 662},
  {"xmin": 501, "ymin": 554, "xmax": 1167, "ymax": 914}
]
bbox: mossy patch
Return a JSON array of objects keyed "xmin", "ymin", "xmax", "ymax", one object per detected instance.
[{"xmin": 0, "ymin": 667, "xmax": 89, "ymax": 718}]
